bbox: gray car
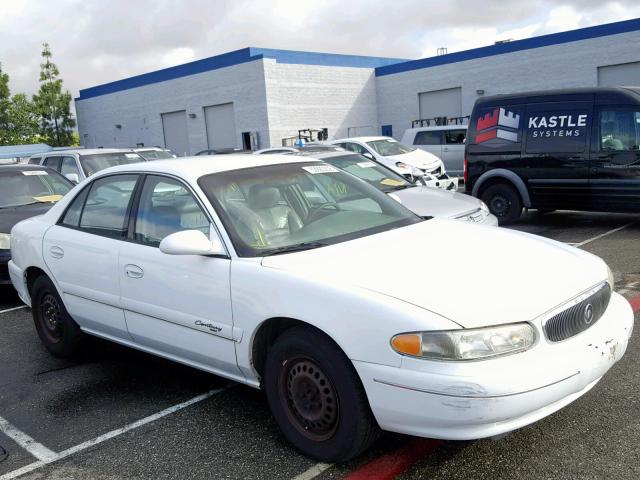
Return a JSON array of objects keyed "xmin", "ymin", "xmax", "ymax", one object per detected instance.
[{"xmin": 301, "ymin": 151, "xmax": 497, "ymax": 225}]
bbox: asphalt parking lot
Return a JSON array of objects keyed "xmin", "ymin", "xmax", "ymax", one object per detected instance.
[{"xmin": 1, "ymin": 210, "xmax": 639, "ymax": 480}]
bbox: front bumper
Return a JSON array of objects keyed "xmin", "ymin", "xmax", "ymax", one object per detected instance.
[
  {"xmin": 354, "ymin": 292, "xmax": 633, "ymax": 440},
  {"xmin": 0, "ymin": 250, "xmax": 11, "ymax": 285},
  {"xmin": 8, "ymin": 260, "xmax": 29, "ymax": 304}
]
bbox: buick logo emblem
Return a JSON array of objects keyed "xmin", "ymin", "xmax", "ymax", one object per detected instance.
[{"xmin": 583, "ymin": 304, "xmax": 594, "ymax": 325}]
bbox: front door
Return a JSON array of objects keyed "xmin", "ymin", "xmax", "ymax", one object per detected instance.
[
  {"xmin": 43, "ymin": 174, "xmax": 140, "ymax": 339},
  {"xmin": 442, "ymin": 129, "xmax": 466, "ymax": 176},
  {"xmin": 590, "ymin": 106, "xmax": 640, "ymax": 212},
  {"xmin": 522, "ymin": 101, "xmax": 593, "ymax": 211},
  {"xmin": 119, "ymin": 174, "xmax": 242, "ymax": 378}
]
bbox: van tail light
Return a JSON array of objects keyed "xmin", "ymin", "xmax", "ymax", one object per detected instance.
[{"xmin": 463, "ymin": 157, "xmax": 468, "ymax": 184}]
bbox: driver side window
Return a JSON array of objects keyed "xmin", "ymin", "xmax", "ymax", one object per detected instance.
[{"xmin": 600, "ymin": 110, "xmax": 640, "ymax": 151}]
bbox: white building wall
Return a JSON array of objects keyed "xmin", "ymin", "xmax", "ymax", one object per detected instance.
[
  {"xmin": 75, "ymin": 59, "xmax": 271, "ymax": 153},
  {"xmin": 376, "ymin": 30, "xmax": 640, "ymax": 139},
  {"xmin": 263, "ymin": 59, "xmax": 379, "ymax": 145}
]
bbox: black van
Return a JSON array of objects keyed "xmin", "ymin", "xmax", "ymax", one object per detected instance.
[{"xmin": 464, "ymin": 87, "xmax": 640, "ymax": 224}]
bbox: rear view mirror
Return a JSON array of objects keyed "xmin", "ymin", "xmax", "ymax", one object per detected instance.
[
  {"xmin": 159, "ymin": 230, "xmax": 226, "ymax": 256},
  {"xmin": 65, "ymin": 173, "xmax": 79, "ymax": 184}
]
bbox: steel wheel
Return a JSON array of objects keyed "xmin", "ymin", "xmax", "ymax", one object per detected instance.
[
  {"xmin": 279, "ymin": 357, "xmax": 339, "ymax": 442},
  {"xmin": 39, "ymin": 293, "xmax": 64, "ymax": 343},
  {"xmin": 489, "ymin": 194, "xmax": 510, "ymax": 218}
]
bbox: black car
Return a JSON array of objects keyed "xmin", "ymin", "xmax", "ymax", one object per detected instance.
[
  {"xmin": 465, "ymin": 87, "xmax": 640, "ymax": 224},
  {"xmin": 0, "ymin": 165, "xmax": 73, "ymax": 285}
]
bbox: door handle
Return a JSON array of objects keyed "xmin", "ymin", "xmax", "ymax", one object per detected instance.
[
  {"xmin": 49, "ymin": 246, "xmax": 64, "ymax": 259},
  {"xmin": 125, "ymin": 264, "xmax": 144, "ymax": 279},
  {"xmin": 443, "ymin": 147, "xmax": 449, "ymax": 152}
]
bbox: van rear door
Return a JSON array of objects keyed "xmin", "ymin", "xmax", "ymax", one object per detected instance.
[
  {"xmin": 591, "ymin": 104, "xmax": 640, "ymax": 211},
  {"xmin": 523, "ymin": 101, "xmax": 593, "ymax": 210}
]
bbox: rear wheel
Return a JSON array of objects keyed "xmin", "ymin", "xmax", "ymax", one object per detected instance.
[
  {"xmin": 264, "ymin": 327, "xmax": 379, "ymax": 462},
  {"xmin": 481, "ymin": 183, "xmax": 522, "ymax": 225},
  {"xmin": 31, "ymin": 276, "xmax": 85, "ymax": 357}
]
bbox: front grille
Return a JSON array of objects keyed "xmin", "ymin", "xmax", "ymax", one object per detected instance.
[{"xmin": 543, "ymin": 283, "xmax": 611, "ymax": 342}]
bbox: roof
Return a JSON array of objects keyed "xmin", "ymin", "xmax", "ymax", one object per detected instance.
[
  {"xmin": 330, "ymin": 136, "xmax": 392, "ymax": 143},
  {"xmin": 404, "ymin": 125, "xmax": 468, "ymax": 132},
  {"xmin": 0, "ymin": 144, "xmax": 52, "ymax": 159},
  {"xmin": 76, "ymin": 47, "xmax": 408, "ymax": 101},
  {"xmin": 95, "ymin": 154, "xmax": 319, "ymax": 182},
  {"xmin": 475, "ymin": 86, "xmax": 640, "ymax": 104},
  {"xmin": 0, "ymin": 164, "xmax": 57, "ymax": 171},
  {"xmin": 37, "ymin": 148, "xmax": 136, "ymax": 157},
  {"xmin": 297, "ymin": 151, "xmax": 358, "ymax": 160},
  {"xmin": 375, "ymin": 17, "xmax": 640, "ymax": 77}
]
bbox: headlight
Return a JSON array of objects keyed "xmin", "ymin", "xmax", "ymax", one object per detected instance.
[
  {"xmin": 0, "ymin": 233, "xmax": 10, "ymax": 250},
  {"xmin": 606, "ymin": 265, "xmax": 614, "ymax": 291},
  {"xmin": 391, "ymin": 322, "xmax": 536, "ymax": 361},
  {"xmin": 395, "ymin": 162, "xmax": 411, "ymax": 170}
]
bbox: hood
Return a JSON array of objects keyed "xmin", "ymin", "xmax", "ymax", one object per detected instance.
[
  {"xmin": 391, "ymin": 149, "xmax": 442, "ymax": 169},
  {"xmin": 261, "ymin": 220, "xmax": 607, "ymax": 328},
  {"xmin": 391, "ymin": 186, "xmax": 482, "ymax": 218},
  {"xmin": 0, "ymin": 202, "xmax": 54, "ymax": 234}
]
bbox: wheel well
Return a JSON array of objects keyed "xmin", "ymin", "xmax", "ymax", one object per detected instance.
[
  {"xmin": 25, "ymin": 267, "xmax": 48, "ymax": 296},
  {"xmin": 476, "ymin": 177, "xmax": 519, "ymax": 199},
  {"xmin": 251, "ymin": 317, "xmax": 335, "ymax": 381}
]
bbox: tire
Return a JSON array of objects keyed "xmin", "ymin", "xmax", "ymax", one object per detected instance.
[
  {"xmin": 264, "ymin": 326, "xmax": 380, "ymax": 462},
  {"xmin": 480, "ymin": 183, "xmax": 523, "ymax": 225},
  {"xmin": 31, "ymin": 275, "xmax": 85, "ymax": 358}
]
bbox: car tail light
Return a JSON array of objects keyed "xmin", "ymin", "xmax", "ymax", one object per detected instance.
[{"xmin": 463, "ymin": 157, "xmax": 468, "ymax": 184}]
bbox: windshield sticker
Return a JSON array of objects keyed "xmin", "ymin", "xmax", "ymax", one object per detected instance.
[
  {"xmin": 22, "ymin": 170, "xmax": 48, "ymax": 176},
  {"xmin": 302, "ymin": 165, "xmax": 340, "ymax": 174},
  {"xmin": 125, "ymin": 153, "xmax": 139, "ymax": 159},
  {"xmin": 357, "ymin": 161, "xmax": 376, "ymax": 168},
  {"xmin": 33, "ymin": 194, "xmax": 63, "ymax": 203},
  {"xmin": 380, "ymin": 178, "xmax": 405, "ymax": 186}
]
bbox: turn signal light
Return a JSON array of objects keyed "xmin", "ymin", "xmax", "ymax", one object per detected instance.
[{"xmin": 390, "ymin": 334, "xmax": 421, "ymax": 356}]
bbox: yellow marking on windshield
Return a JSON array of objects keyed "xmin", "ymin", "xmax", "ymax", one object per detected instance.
[
  {"xmin": 33, "ymin": 195, "xmax": 63, "ymax": 203},
  {"xmin": 380, "ymin": 179, "xmax": 405, "ymax": 186}
]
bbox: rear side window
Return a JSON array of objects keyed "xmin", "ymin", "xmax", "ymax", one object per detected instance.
[
  {"xmin": 413, "ymin": 131, "xmax": 442, "ymax": 145},
  {"xmin": 28, "ymin": 157, "xmax": 41, "ymax": 165},
  {"xmin": 76, "ymin": 175, "xmax": 138, "ymax": 238},
  {"xmin": 61, "ymin": 188, "xmax": 89, "ymax": 228},
  {"xmin": 525, "ymin": 105, "xmax": 590, "ymax": 153},
  {"xmin": 599, "ymin": 109, "xmax": 640, "ymax": 151},
  {"xmin": 445, "ymin": 130, "xmax": 466, "ymax": 144}
]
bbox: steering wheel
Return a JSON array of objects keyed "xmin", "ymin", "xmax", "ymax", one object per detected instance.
[{"xmin": 307, "ymin": 202, "xmax": 340, "ymax": 223}]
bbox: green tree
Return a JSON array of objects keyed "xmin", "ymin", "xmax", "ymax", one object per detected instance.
[
  {"xmin": 5, "ymin": 94, "xmax": 41, "ymax": 144},
  {"xmin": 0, "ymin": 63, "xmax": 12, "ymax": 144},
  {"xmin": 33, "ymin": 43, "xmax": 75, "ymax": 146}
]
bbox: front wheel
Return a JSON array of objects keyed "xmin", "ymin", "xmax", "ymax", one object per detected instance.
[
  {"xmin": 31, "ymin": 275, "xmax": 85, "ymax": 358},
  {"xmin": 264, "ymin": 327, "xmax": 379, "ymax": 462},
  {"xmin": 481, "ymin": 183, "xmax": 523, "ymax": 225}
]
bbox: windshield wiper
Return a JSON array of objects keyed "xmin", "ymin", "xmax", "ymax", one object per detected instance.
[{"xmin": 261, "ymin": 241, "xmax": 328, "ymax": 257}]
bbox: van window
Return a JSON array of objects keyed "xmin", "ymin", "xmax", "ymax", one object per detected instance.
[
  {"xmin": 445, "ymin": 130, "xmax": 466, "ymax": 144},
  {"xmin": 600, "ymin": 110, "xmax": 640, "ymax": 151},
  {"xmin": 525, "ymin": 107, "xmax": 590, "ymax": 153},
  {"xmin": 413, "ymin": 131, "xmax": 442, "ymax": 146}
]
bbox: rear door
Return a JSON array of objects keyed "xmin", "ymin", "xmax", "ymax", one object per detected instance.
[
  {"xmin": 442, "ymin": 129, "xmax": 466, "ymax": 176},
  {"xmin": 590, "ymin": 105, "xmax": 640, "ymax": 211},
  {"xmin": 412, "ymin": 130, "xmax": 443, "ymax": 159},
  {"xmin": 522, "ymin": 101, "xmax": 593, "ymax": 210}
]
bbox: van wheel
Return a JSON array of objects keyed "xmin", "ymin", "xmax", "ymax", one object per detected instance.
[
  {"xmin": 31, "ymin": 276, "xmax": 85, "ymax": 358},
  {"xmin": 264, "ymin": 327, "xmax": 379, "ymax": 462},
  {"xmin": 481, "ymin": 183, "xmax": 522, "ymax": 225}
]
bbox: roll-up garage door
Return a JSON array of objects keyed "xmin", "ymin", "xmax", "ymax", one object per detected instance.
[
  {"xmin": 598, "ymin": 62, "xmax": 640, "ymax": 87},
  {"xmin": 418, "ymin": 87, "xmax": 462, "ymax": 120},
  {"xmin": 161, "ymin": 110, "xmax": 189, "ymax": 156},
  {"xmin": 205, "ymin": 103, "xmax": 237, "ymax": 150}
]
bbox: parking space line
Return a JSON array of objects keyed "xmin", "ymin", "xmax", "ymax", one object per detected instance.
[
  {"xmin": 0, "ymin": 386, "xmax": 230, "ymax": 480},
  {"xmin": 291, "ymin": 462, "xmax": 332, "ymax": 480},
  {"xmin": 574, "ymin": 221, "xmax": 636, "ymax": 248},
  {"xmin": 0, "ymin": 306, "xmax": 27, "ymax": 315},
  {"xmin": 0, "ymin": 416, "xmax": 56, "ymax": 462}
]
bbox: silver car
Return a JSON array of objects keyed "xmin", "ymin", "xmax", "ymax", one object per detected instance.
[{"xmin": 302, "ymin": 151, "xmax": 497, "ymax": 225}]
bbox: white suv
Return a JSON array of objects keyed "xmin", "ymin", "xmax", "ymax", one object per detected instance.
[{"xmin": 401, "ymin": 126, "xmax": 467, "ymax": 177}]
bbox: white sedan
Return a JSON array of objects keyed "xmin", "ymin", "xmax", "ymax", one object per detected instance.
[
  {"xmin": 328, "ymin": 136, "xmax": 457, "ymax": 190},
  {"xmin": 9, "ymin": 155, "xmax": 633, "ymax": 462}
]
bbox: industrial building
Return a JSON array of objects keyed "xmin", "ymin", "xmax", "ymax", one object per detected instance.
[{"xmin": 75, "ymin": 18, "xmax": 640, "ymax": 155}]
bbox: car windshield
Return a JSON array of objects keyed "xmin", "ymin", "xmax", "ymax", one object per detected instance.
[
  {"xmin": 137, "ymin": 149, "xmax": 175, "ymax": 160},
  {"xmin": 198, "ymin": 162, "xmax": 422, "ymax": 257},
  {"xmin": 0, "ymin": 169, "xmax": 72, "ymax": 208},
  {"xmin": 79, "ymin": 152, "xmax": 144, "ymax": 177},
  {"xmin": 323, "ymin": 154, "xmax": 412, "ymax": 193},
  {"xmin": 366, "ymin": 139, "xmax": 415, "ymax": 156}
]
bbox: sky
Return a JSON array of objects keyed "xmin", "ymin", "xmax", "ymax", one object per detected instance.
[{"xmin": 1, "ymin": 0, "xmax": 640, "ymax": 101}]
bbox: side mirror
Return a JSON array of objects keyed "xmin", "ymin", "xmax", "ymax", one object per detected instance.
[
  {"xmin": 159, "ymin": 229, "xmax": 226, "ymax": 256},
  {"xmin": 362, "ymin": 152, "xmax": 374, "ymax": 160},
  {"xmin": 65, "ymin": 173, "xmax": 79, "ymax": 184}
]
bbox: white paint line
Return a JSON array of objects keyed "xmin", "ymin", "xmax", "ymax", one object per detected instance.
[
  {"xmin": 617, "ymin": 281, "xmax": 639, "ymax": 295},
  {"xmin": 291, "ymin": 463, "xmax": 332, "ymax": 480},
  {"xmin": 0, "ymin": 305, "xmax": 27, "ymax": 315},
  {"xmin": 574, "ymin": 221, "xmax": 636, "ymax": 248},
  {"xmin": 0, "ymin": 386, "xmax": 229, "ymax": 480},
  {"xmin": 0, "ymin": 416, "xmax": 56, "ymax": 462}
]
